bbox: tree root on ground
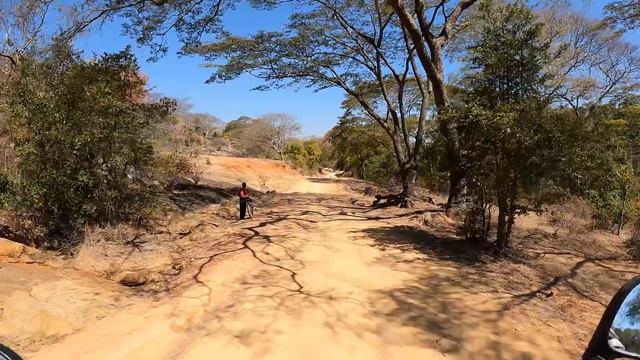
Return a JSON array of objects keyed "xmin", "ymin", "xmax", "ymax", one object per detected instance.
[{"xmin": 371, "ymin": 193, "xmax": 410, "ymax": 208}]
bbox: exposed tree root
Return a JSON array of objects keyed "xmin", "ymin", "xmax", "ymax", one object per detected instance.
[{"xmin": 371, "ymin": 193, "xmax": 412, "ymax": 208}]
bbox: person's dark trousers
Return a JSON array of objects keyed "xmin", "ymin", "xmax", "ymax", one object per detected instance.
[{"xmin": 240, "ymin": 201, "xmax": 247, "ymax": 219}]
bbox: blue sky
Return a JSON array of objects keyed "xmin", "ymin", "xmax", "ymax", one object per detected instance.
[
  {"xmin": 74, "ymin": 2, "xmax": 342, "ymax": 137},
  {"xmin": 73, "ymin": 0, "xmax": 639, "ymax": 137}
]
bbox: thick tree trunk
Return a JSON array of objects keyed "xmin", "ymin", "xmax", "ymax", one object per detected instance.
[
  {"xmin": 496, "ymin": 198, "xmax": 508, "ymax": 254},
  {"xmin": 445, "ymin": 166, "xmax": 465, "ymax": 216},
  {"xmin": 400, "ymin": 167, "xmax": 418, "ymax": 208},
  {"xmin": 505, "ymin": 175, "xmax": 518, "ymax": 241},
  {"xmin": 389, "ymin": 0, "xmax": 470, "ymax": 218},
  {"xmin": 618, "ymin": 186, "xmax": 628, "ymax": 236}
]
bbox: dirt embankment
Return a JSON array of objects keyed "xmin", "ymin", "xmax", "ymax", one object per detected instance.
[{"xmin": 0, "ymin": 155, "xmax": 637, "ymax": 359}]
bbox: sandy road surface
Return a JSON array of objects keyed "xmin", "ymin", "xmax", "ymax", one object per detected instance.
[{"xmin": 23, "ymin": 184, "xmax": 578, "ymax": 360}]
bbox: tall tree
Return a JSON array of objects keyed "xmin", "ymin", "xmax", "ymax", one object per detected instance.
[
  {"xmin": 7, "ymin": 43, "xmax": 175, "ymax": 234},
  {"xmin": 454, "ymin": 0, "xmax": 551, "ymax": 253},
  {"xmin": 387, "ymin": 0, "xmax": 478, "ymax": 212},
  {"xmin": 326, "ymin": 114, "xmax": 397, "ymax": 183},
  {"xmin": 540, "ymin": 7, "xmax": 640, "ymax": 117},
  {"xmin": 255, "ymin": 113, "xmax": 301, "ymax": 161},
  {"xmin": 186, "ymin": 0, "xmax": 433, "ymax": 206}
]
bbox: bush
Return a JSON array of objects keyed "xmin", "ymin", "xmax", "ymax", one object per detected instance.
[
  {"xmin": 547, "ymin": 197, "xmax": 595, "ymax": 234},
  {"xmin": 5, "ymin": 43, "xmax": 174, "ymax": 236},
  {"xmin": 284, "ymin": 139, "xmax": 327, "ymax": 174},
  {"xmin": 153, "ymin": 153, "xmax": 194, "ymax": 187},
  {"xmin": 627, "ymin": 223, "xmax": 640, "ymax": 259}
]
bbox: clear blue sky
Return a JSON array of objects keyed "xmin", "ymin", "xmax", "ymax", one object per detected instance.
[{"xmin": 73, "ymin": 0, "xmax": 638, "ymax": 137}]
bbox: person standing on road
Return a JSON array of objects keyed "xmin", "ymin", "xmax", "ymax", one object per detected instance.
[{"xmin": 239, "ymin": 182, "xmax": 250, "ymax": 220}]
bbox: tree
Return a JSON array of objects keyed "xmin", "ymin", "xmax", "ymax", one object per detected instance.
[
  {"xmin": 255, "ymin": 113, "xmax": 301, "ymax": 161},
  {"xmin": 540, "ymin": 7, "xmax": 640, "ymax": 118},
  {"xmin": 387, "ymin": 0, "xmax": 479, "ymax": 212},
  {"xmin": 326, "ymin": 114, "xmax": 397, "ymax": 183},
  {"xmin": 187, "ymin": 0, "xmax": 434, "ymax": 207},
  {"xmin": 0, "ymin": 0, "xmax": 58, "ymax": 74},
  {"xmin": 606, "ymin": 0, "xmax": 640, "ymax": 30},
  {"xmin": 283, "ymin": 139, "xmax": 325, "ymax": 174},
  {"xmin": 223, "ymin": 116, "xmax": 253, "ymax": 136},
  {"xmin": 78, "ymin": 0, "xmax": 476, "ymax": 209},
  {"xmin": 453, "ymin": 0, "xmax": 551, "ymax": 253},
  {"xmin": 6, "ymin": 42, "xmax": 174, "ymax": 235},
  {"xmin": 67, "ymin": 0, "xmax": 232, "ymax": 60}
]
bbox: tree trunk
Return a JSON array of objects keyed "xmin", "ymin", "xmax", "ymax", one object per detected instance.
[
  {"xmin": 496, "ymin": 197, "xmax": 508, "ymax": 254},
  {"xmin": 400, "ymin": 166, "xmax": 418, "ymax": 208},
  {"xmin": 445, "ymin": 166, "xmax": 465, "ymax": 216},
  {"xmin": 618, "ymin": 186, "xmax": 628, "ymax": 236}
]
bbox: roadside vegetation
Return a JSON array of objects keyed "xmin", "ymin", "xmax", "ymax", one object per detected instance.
[{"xmin": 0, "ymin": 0, "xmax": 639, "ymax": 258}]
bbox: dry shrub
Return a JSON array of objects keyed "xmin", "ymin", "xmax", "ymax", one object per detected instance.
[
  {"xmin": 257, "ymin": 174, "xmax": 269, "ymax": 190},
  {"xmin": 154, "ymin": 153, "xmax": 195, "ymax": 187},
  {"xmin": 0, "ymin": 211, "xmax": 47, "ymax": 247},
  {"xmin": 626, "ymin": 223, "xmax": 640, "ymax": 259},
  {"xmin": 216, "ymin": 200, "xmax": 239, "ymax": 220},
  {"xmin": 84, "ymin": 224, "xmax": 138, "ymax": 247},
  {"xmin": 547, "ymin": 197, "xmax": 594, "ymax": 234}
]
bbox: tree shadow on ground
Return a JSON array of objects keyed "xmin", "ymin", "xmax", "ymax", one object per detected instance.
[
  {"xmin": 361, "ymin": 225, "xmax": 490, "ymax": 266},
  {"xmin": 166, "ymin": 181, "xmax": 237, "ymax": 211},
  {"xmin": 359, "ymin": 225, "xmax": 573, "ymax": 359},
  {"xmin": 374, "ymin": 267, "xmax": 546, "ymax": 359},
  {"xmin": 359, "ymin": 223, "xmax": 640, "ymax": 358}
]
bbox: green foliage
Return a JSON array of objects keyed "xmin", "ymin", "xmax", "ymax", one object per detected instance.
[
  {"xmin": 464, "ymin": 0, "xmax": 548, "ymax": 105},
  {"xmin": 453, "ymin": 0, "xmax": 551, "ymax": 251},
  {"xmin": 452, "ymin": 1, "xmax": 640, "ymax": 248},
  {"xmin": 6, "ymin": 43, "xmax": 174, "ymax": 235},
  {"xmin": 153, "ymin": 153, "xmax": 195, "ymax": 186},
  {"xmin": 283, "ymin": 139, "xmax": 327, "ymax": 174},
  {"xmin": 325, "ymin": 115, "xmax": 397, "ymax": 184},
  {"xmin": 223, "ymin": 116, "xmax": 253, "ymax": 136}
]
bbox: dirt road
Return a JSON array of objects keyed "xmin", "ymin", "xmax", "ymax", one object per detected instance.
[{"xmin": 20, "ymin": 184, "xmax": 582, "ymax": 360}]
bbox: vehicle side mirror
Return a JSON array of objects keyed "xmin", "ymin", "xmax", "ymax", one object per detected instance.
[
  {"xmin": 584, "ymin": 276, "xmax": 640, "ymax": 360},
  {"xmin": 0, "ymin": 343, "xmax": 22, "ymax": 360}
]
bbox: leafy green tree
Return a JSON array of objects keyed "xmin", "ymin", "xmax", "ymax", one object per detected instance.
[
  {"xmin": 223, "ymin": 116, "xmax": 253, "ymax": 136},
  {"xmin": 326, "ymin": 115, "xmax": 397, "ymax": 184},
  {"xmin": 453, "ymin": 0, "xmax": 551, "ymax": 252},
  {"xmin": 283, "ymin": 139, "xmax": 324, "ymax": 174},
  {"xmin": 580, "ymin": 103, "xmax": 640, "ymax": 232},
  {"xmin": 187, "ymin": 0, "xmax": 439, "ymax": 206},
  {"xmin": 6, "ymin": 43, "xmax": 174, "ymax": 236}
]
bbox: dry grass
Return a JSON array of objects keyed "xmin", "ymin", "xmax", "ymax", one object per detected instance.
[
  {"xmin": 83, "ymin": 224, "xmax": 139, "ymax": 247},
  {"xmin": 547, "ymin": 197, "xmax": 594, "ymax": 234},
  {"xmin": 625, "ymin": 226, "xmax": 640, "ymax": 259}
]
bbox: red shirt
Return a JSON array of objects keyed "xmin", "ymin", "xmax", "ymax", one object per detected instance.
[{"xmin": 239, "ymin": 188, "xmax": 249, "ymax": 201}]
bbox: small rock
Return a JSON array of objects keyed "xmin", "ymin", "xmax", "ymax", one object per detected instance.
[
  {"xmin": 164, "ymin": 263, "xmax": 183, "ymax": 276},
  {"xmin": 118, "ymin": 271, "xmax": 147, "ymax": 287}
]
